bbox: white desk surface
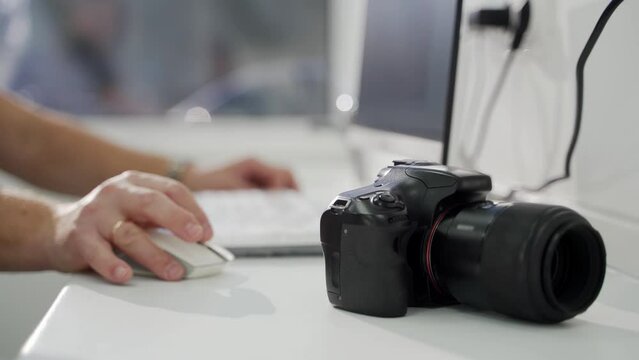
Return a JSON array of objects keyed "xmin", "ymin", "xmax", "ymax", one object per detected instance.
[
  {"xmin": 3, "ymin": 118, "xmax": 639, "ymax": 359},
  {"xmin": 18, "ymin": 257, "xmax": 639, "ymax": 360},
  {"xmin": 0, "ymin": 117, "xmax": 361, "ymax": 359}
]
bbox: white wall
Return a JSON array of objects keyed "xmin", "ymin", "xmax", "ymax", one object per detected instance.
[
  {"xmin": 330, "ymin": 0, "xmax": 639, "ymax": 277},
  {"xmin": 448, "ymin": 0, "xmax": 639, "ymax": 277}
]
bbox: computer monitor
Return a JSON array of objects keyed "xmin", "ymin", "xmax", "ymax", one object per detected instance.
[{"xmin": 348, "ymin": 0, "xmax": 462, "ymax": 178}]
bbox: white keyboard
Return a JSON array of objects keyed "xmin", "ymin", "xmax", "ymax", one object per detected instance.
[{"xmin": 195, "ymin": 190, "xmax": 322, "ymax": 256}]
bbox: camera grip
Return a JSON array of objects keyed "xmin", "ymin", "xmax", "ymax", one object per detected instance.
[{"xmin": 335, "ymin": 223, "xmax": 414, "ymax": 317}]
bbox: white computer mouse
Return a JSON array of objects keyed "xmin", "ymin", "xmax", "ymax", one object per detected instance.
[{"xmin": 120, "ymin": 229, "xmax": 235, "ymax": 279}]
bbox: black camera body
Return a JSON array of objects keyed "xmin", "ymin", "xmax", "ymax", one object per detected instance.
[{"xmin": 321, "ymin": 160, "xmax": 606, "ymax": 323}]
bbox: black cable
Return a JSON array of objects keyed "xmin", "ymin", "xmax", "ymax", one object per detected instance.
[{"xmin": 505, "ymin": 0, "xmax": 625, "ymax": 199}]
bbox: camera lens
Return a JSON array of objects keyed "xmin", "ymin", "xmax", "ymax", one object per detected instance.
[
  {"xmin": 430, "ymin": 202, "xmax": 606, "ymax": 323},
  {"xmin": 542, "ymin": 224, "xmax": 604, "ymax": 315}
]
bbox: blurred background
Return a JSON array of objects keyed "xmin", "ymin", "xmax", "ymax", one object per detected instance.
[
  {"xmin": 1, "ymin": 1, "xmax": 639, "ymax": 358},
  {"xmin": 0, "ymin": 0, "xmax": 328, "ymax": 117}
]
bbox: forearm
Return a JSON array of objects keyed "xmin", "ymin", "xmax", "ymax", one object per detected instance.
[
  {"xmin": 0, "ymin": 93, "xmax": 170, "ymax": 195},
  {"xmin": 0, "ymin": 189, "xmax": 55, "ymax": 270}
]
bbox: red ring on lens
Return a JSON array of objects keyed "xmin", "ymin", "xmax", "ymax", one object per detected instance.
[{"xmin": 425, "ymin": 207, "xmax": 455, "ymax": 294}]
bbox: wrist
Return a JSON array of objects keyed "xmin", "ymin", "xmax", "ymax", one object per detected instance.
[
  {"xmin": 44, "ymin": 202, "xmax": 72, "ymax": 271},
  {"xmin": 180, "ymin": 165, "xmax": 203, "ymax": 191},
  {"xmin": 0, "ymin": 190, "xmax": 58, "ymax": 270},
  {"xmin": 165, "ymin": 159, "xmax": 193, "ymax": 182}
]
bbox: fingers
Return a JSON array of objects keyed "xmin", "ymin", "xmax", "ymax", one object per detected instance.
[
  {"xmin": 124, "ymin": 171, "xmax": 213, "ymax": 240},
  {"xmin": 276, "ymin": 169, "xmax": 299, "ymax": 190},
  {"xmin": 225, "ymin": 177, "xmax": 257, "ymax": 190},
  {"xmin": 112, "ymin": 221, "xmax": 184, "ymax": 281},
  {"xmin": 118, "ymin": 188, "xmax": 205, "ymax": 243},
  {"xmin": 59, "ymin": 171, "xmax": 216, "ymax": 284},
  {"xmin": 239, "ymin": 159, "xmax": 299, "ymax": 190},
  {"xmin": 74, "ymin": 229, "xmax": 132, "ymax": 284},
  {"xmin": 263, "ymin": 169, "xmax": 298, "ymax": 190}
]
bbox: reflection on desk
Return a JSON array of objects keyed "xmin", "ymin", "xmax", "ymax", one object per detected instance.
[{"xmin": 19, "ymin": 258, "xmax": 639, "ymax": 360}]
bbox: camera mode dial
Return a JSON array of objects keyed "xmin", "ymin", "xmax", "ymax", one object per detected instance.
[{"xmin": 372, "ymin": 192, "xmax": 405, "ymax": 210}]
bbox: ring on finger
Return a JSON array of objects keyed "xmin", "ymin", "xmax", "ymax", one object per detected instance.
[{"xmin": 112, "ymin": 219, "xmax": 126, "ymax": 239}]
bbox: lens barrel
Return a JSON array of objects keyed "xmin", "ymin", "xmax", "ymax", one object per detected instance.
[{"xmin": 430, "ymin": 202, "xmax": 606, "ymax": 323}]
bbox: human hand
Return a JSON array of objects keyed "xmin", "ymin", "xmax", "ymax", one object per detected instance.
[
  {"xmin": 182, "ymin": 158, "xmax": 298, "ymax": 191},
  {"xmin": 48, "ymin": 171, "xmax": 213, "ymax": 284}
]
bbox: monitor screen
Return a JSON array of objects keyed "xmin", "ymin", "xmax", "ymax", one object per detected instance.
[{"xmin": 354, "ymin": 0, "xmax": 461, "ymax": 163}]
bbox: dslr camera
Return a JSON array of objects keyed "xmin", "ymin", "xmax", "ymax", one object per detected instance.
[{"xmin": 320, "ymin": 160, "xmax": 606, "ymax": 323}]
